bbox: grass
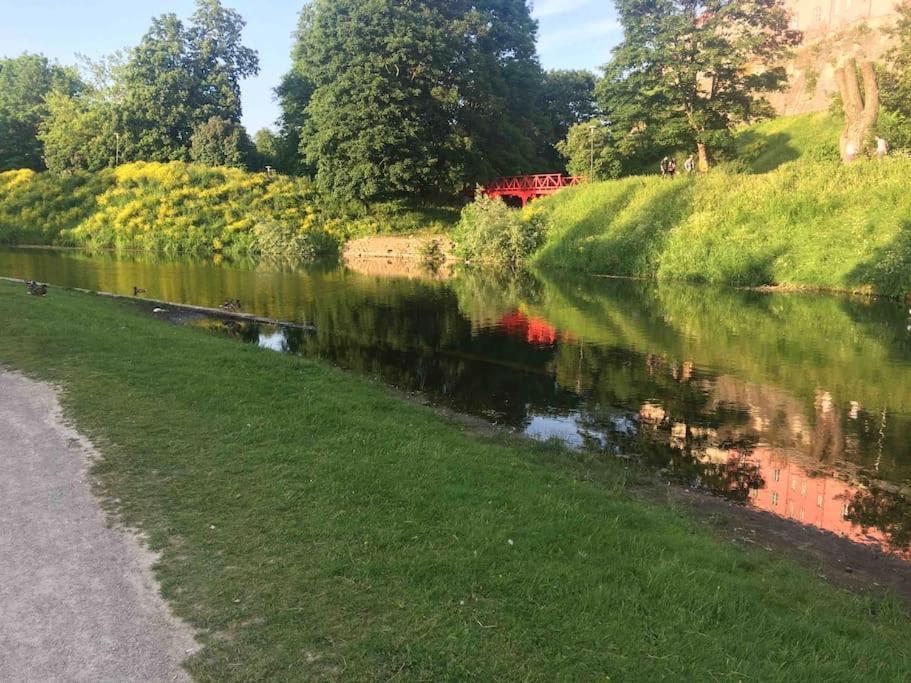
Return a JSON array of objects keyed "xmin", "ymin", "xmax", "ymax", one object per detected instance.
[
  {"xmin": 531, "ymin": 111, "xmax": 911, "ymax": 297},
  {"xmin": 532, "ymin": 156, "xmax": 911, "ymax": 297},
  {"xmin": 2, "ymin": 281, "xmax": 911, "ymax": 680},
  {"xmin": 735, "ymin": 112, "xmax": 843, "ymax": 173},
  {"xmin": 0, "ymin": 163, "xmax": 459, "ymax": 256}
]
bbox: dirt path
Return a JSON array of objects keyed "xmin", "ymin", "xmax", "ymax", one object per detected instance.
[{"xmin": 0, "ymin": 371, "xmax": 197, "ymax": 682}]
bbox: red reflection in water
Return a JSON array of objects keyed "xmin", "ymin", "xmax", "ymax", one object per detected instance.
[{"xmin": 500, "ymin": 311, "xmax": 558, "ymax": 346}]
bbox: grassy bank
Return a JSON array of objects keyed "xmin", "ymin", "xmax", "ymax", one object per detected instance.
[
  {"xmin": 735, "ymin": 111, "xmax": 843, "ymax": 172},
  {"xmin": 2, "ymin": 282, "xmax": 911, "ymax": 680},
  {"xmin": 532, "ymin": 155, "xmax": 911, "ymax": 297},
  {"xmin": 0, "ymin": 163, "xmax": 458, "ymax": 257}
]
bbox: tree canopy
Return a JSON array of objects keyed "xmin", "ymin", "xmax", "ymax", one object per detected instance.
[
  {"xmin": 538, "ymin": 70, "xmax": 599, "ymax": 169},
  {"xmin": 0, "ymin": 54, "xmax": 82, "ymax": 171},
  {"xmin": 597, "ymin": 0, "xmax": 799, "ymax": 172},
  {"xmin": 30, "ymin": 0, "xmax": 260, "ymax": 173},
  {"xmin": 279, "ymin": 0, "xmax": 550, "ymax": 201}
]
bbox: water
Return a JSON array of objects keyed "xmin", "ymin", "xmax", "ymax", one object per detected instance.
[{"xmin": 3, "ymin": 246, "xmax": 911, "ymax": 556}]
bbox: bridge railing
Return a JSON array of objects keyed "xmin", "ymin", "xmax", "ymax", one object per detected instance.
[{"xmin": 486, "ymin": 173, "xmax": 581, "ymax": 193}]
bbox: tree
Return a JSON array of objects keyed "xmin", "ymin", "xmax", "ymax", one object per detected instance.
[
  {"xmin": 281, "ymin": 0, "xmax": 546, "ymax": 200},
  {"xmin": 598, "ymin": 0, "xmax": 799, "ymax": 172},
  {"xmin": 252, "ymin": 129, "xmax": 280, "ymax": 168},
  {"xmin": 39, "ymin": 92, "xmax": 119, "ymax": 173},
  {"xmin": 188, "ymin": 0, "xmax": 260, "ymax": 123},
  {"xmin": 118, "ymin": 0, "xmax": 258, "ymax": 162},
  {"xmin": 0, "ymin": 54, "xmax": 82, "ymax": 170},
  {"xmin": 274, "ymin": 7, "xmax": 317, "ymax": 176},
  {"xmin": 190, "ymin": 116, "xmax": 252, "ymax": 167},
  {"xmin": 539, "ymin": 70, "xmax": 599, "ymax": 168},
  {"xmin": 557, "ymin": 121, "xmax": 622, "ymax": 180},
  {"xmin": 835, "ymin": 58, "xmax": 879, "ymax": 162},
  {"xmin": 118, "ymin": 13, "xmax": 196, "ymax": 162}
]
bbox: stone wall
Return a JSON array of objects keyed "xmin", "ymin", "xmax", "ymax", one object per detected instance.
[{"xmin": 770, "ymin": 0, "xmax": 902, "ymax": 114}]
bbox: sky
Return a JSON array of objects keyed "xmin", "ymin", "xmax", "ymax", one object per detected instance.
[{"xmin": 0, "ymin": 0, "xmax": 622, "ymax": 133}]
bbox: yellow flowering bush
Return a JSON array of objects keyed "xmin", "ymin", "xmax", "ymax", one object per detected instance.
[{"xmin": 0, "ymin": 162, "xmax": 339, "ymax": 259}]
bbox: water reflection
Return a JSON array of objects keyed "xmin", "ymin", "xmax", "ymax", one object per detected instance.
[{"xmin": 3, "ymin": 246, "xmax": 911, "ymax": 556}]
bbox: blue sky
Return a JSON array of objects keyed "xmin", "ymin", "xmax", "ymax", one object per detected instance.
[{"xmin": 0, "ymin": 0, "xmax": 622, "ymax": 133}]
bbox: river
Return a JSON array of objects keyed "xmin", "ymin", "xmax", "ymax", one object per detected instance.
[{"xmin": 3, "ymin": 246, "xmax": 911, "ymax": 558}]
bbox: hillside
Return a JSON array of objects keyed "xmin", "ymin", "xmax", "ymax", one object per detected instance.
[
  {"xmin": 735, "ymin": 112, "xmax": 843, "ymax": 172},
  {"xmin": 531, "ymin": 141, "xmax": 911, "ymax": 297},
  {"xmin": 0, "ymin": 163, "xmax": 339, "ymax": 258}
]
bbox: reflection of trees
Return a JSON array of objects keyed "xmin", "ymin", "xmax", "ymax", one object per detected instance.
[
  {"xmin": 522, "ymin": 270, "xmax": 911, "ymax": 485},
  {"xmin": 448, "ymin": 268, "xmax": 543, "ymax": 331},
  {"xmin": 846, "ymin": 487, "xmax": 911, "ymax": 552}
]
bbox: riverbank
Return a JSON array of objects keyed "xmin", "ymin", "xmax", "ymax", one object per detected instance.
[
  {"xmin": 530, "ymin": 157, "xmax": 911, "ymax": 298},
  {"xmin": 2, "ymin": 280, "xmax": 911, "ymax": 679},
  {"xmin": 0, "ymin": 164, "xmax": 457, "ymax": 258}
]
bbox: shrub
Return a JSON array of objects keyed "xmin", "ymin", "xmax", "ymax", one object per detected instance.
[
  {"xmin": 453, "ymin": 193, "xmax": 547, "ymax": 267},
  {"xmin": 252, "ymin": 220, "xmax": 337, "ymax": 261},
  {"xmin": 418, "ymin": 238, "xmax": 446, "ymax": 268}
]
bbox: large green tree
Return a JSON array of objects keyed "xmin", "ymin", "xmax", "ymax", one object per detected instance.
[
  {"xmin": 118, "ymin": 14, "xmax": 196, "ymax": 162},
  {"xmin": 598, "ymin": 0, "xmax": 798, "ymax": 172},
  {"xmin": 188, "ymin": 0, "xmax": 260, "ymax": 123},
  {"xmin": 118, "ymin": 0, "xmax": 259, "ymax": 163},
  {"xmin": 274, "ymin": 7, "xmax": 317, "ymax": 176},
  {"xmin": 557, "ymin": 121, "xmax": 622, "ymax": 180},
  {"xmin": 0, "ymin": 54, "xmax": 82, "ymax": 170},
  {"xmin": 538, "ymin": 70, "xmax": 599, "ymax": 170},
  {"xmin": 282, "ymin": 0, "xmax": 547, "ymax": 201},
  {"xmin": 39, "ymin": 92, "xmax": 120, "ymax": 173}
]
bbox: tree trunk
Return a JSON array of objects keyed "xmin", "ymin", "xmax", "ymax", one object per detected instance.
[
  {"xmin": 697, "ymin": 142, "xmax": 709, "ymax": 172},
  {"xmin": 835, "ymin": 58, "xmax": 879, "ymax": 163}
]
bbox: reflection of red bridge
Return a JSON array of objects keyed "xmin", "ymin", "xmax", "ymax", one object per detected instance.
[
  {"xmin": 485, "ymin": 174, "xmax": 583, "ymax": 206},
  {"xmin": 500, "ymin": 311, "xmax": 558, "ymax": 346}
]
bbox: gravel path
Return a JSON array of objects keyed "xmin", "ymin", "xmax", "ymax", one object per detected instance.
[{"xmin": 0, "ymin": 370, "xmax": 197, "ymax": 682}]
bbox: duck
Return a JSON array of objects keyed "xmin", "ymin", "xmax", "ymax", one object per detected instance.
[
  {"xmin": 133, "ymin": 286, "xmax": 147, "ymax": 296},
  {"xmin": 220, "ymin": 299, "xmax": 241, "ymax": 312},
  {"xmin": 28, "ymin": 283, "xmax": 48, "ymax": 297}
]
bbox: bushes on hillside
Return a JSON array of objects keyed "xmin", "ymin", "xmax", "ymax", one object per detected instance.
[
  {"xmin": 0, "ymin": 162, "xmax": 339, "ymax": 258},
  {"xmin": 0, "ymin": 168, "xmax": 114, "ymax": 245},
  {"xmin": 453, "ymin": 193, "xmax": 547, "ymax": 267}
]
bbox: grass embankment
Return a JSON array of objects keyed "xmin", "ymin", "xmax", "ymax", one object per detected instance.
[
  {"xmin": 2, "ymin": 282, "xmax": 911, "ymax": 680},
  {"xmin": 735, "ymin": 111, "xmax": 843, "ymax": 172},
  {"xmin": 0, "ymin": 163, "xmax": 458, "ymax": 256},
  {"xmin": 532, "ymin": 113, "xmax": 911, "ymax": 298}
]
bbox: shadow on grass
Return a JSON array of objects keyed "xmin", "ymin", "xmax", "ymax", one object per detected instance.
[
  {"xmin": 847, "ymin": 220, "xmax": 911, "ymax": 298},
  {"xmin": 714, "ymin": 247, "xmax": 788, "ymax": 288},
  {"xmin": 536, "ymin": 181, "xmax": 695, "ymax": 277},
  {"xmin": 737, "ymin": 131, "xmax": 800, "ymax": 174}
]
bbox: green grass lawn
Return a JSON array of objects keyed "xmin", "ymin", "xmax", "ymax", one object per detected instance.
[
  {"xmin": 2, "ymin": 282, "xmax": 911, "ymax": 680},
  {"xmin": 532, "ymin": 156, "xmax": 911, "ymax": 297}
]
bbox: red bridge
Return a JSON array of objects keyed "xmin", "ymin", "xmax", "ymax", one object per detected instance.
[{"xmin": 484, "ymin": 174, "xmax": 583, "ymax": 206}]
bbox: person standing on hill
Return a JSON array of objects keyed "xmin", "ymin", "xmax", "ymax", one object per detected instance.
[
  {"xmin": 684, "ymin": 154, "xmax": 696, "ymax": 174},
  {"xmin": 660, "ymin": 157, "xmax": 670, "ymax": 176},
  {"xmin": 845, "ymin": 141, "xmax": 857, "ymax": 163},
  {"xmin": 666, "ymin": 157, "xmax": 677, "ymax": 177},
  {"xmin": 876, "ymin": 136, "xmax": 889, "ymax": 158}
]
